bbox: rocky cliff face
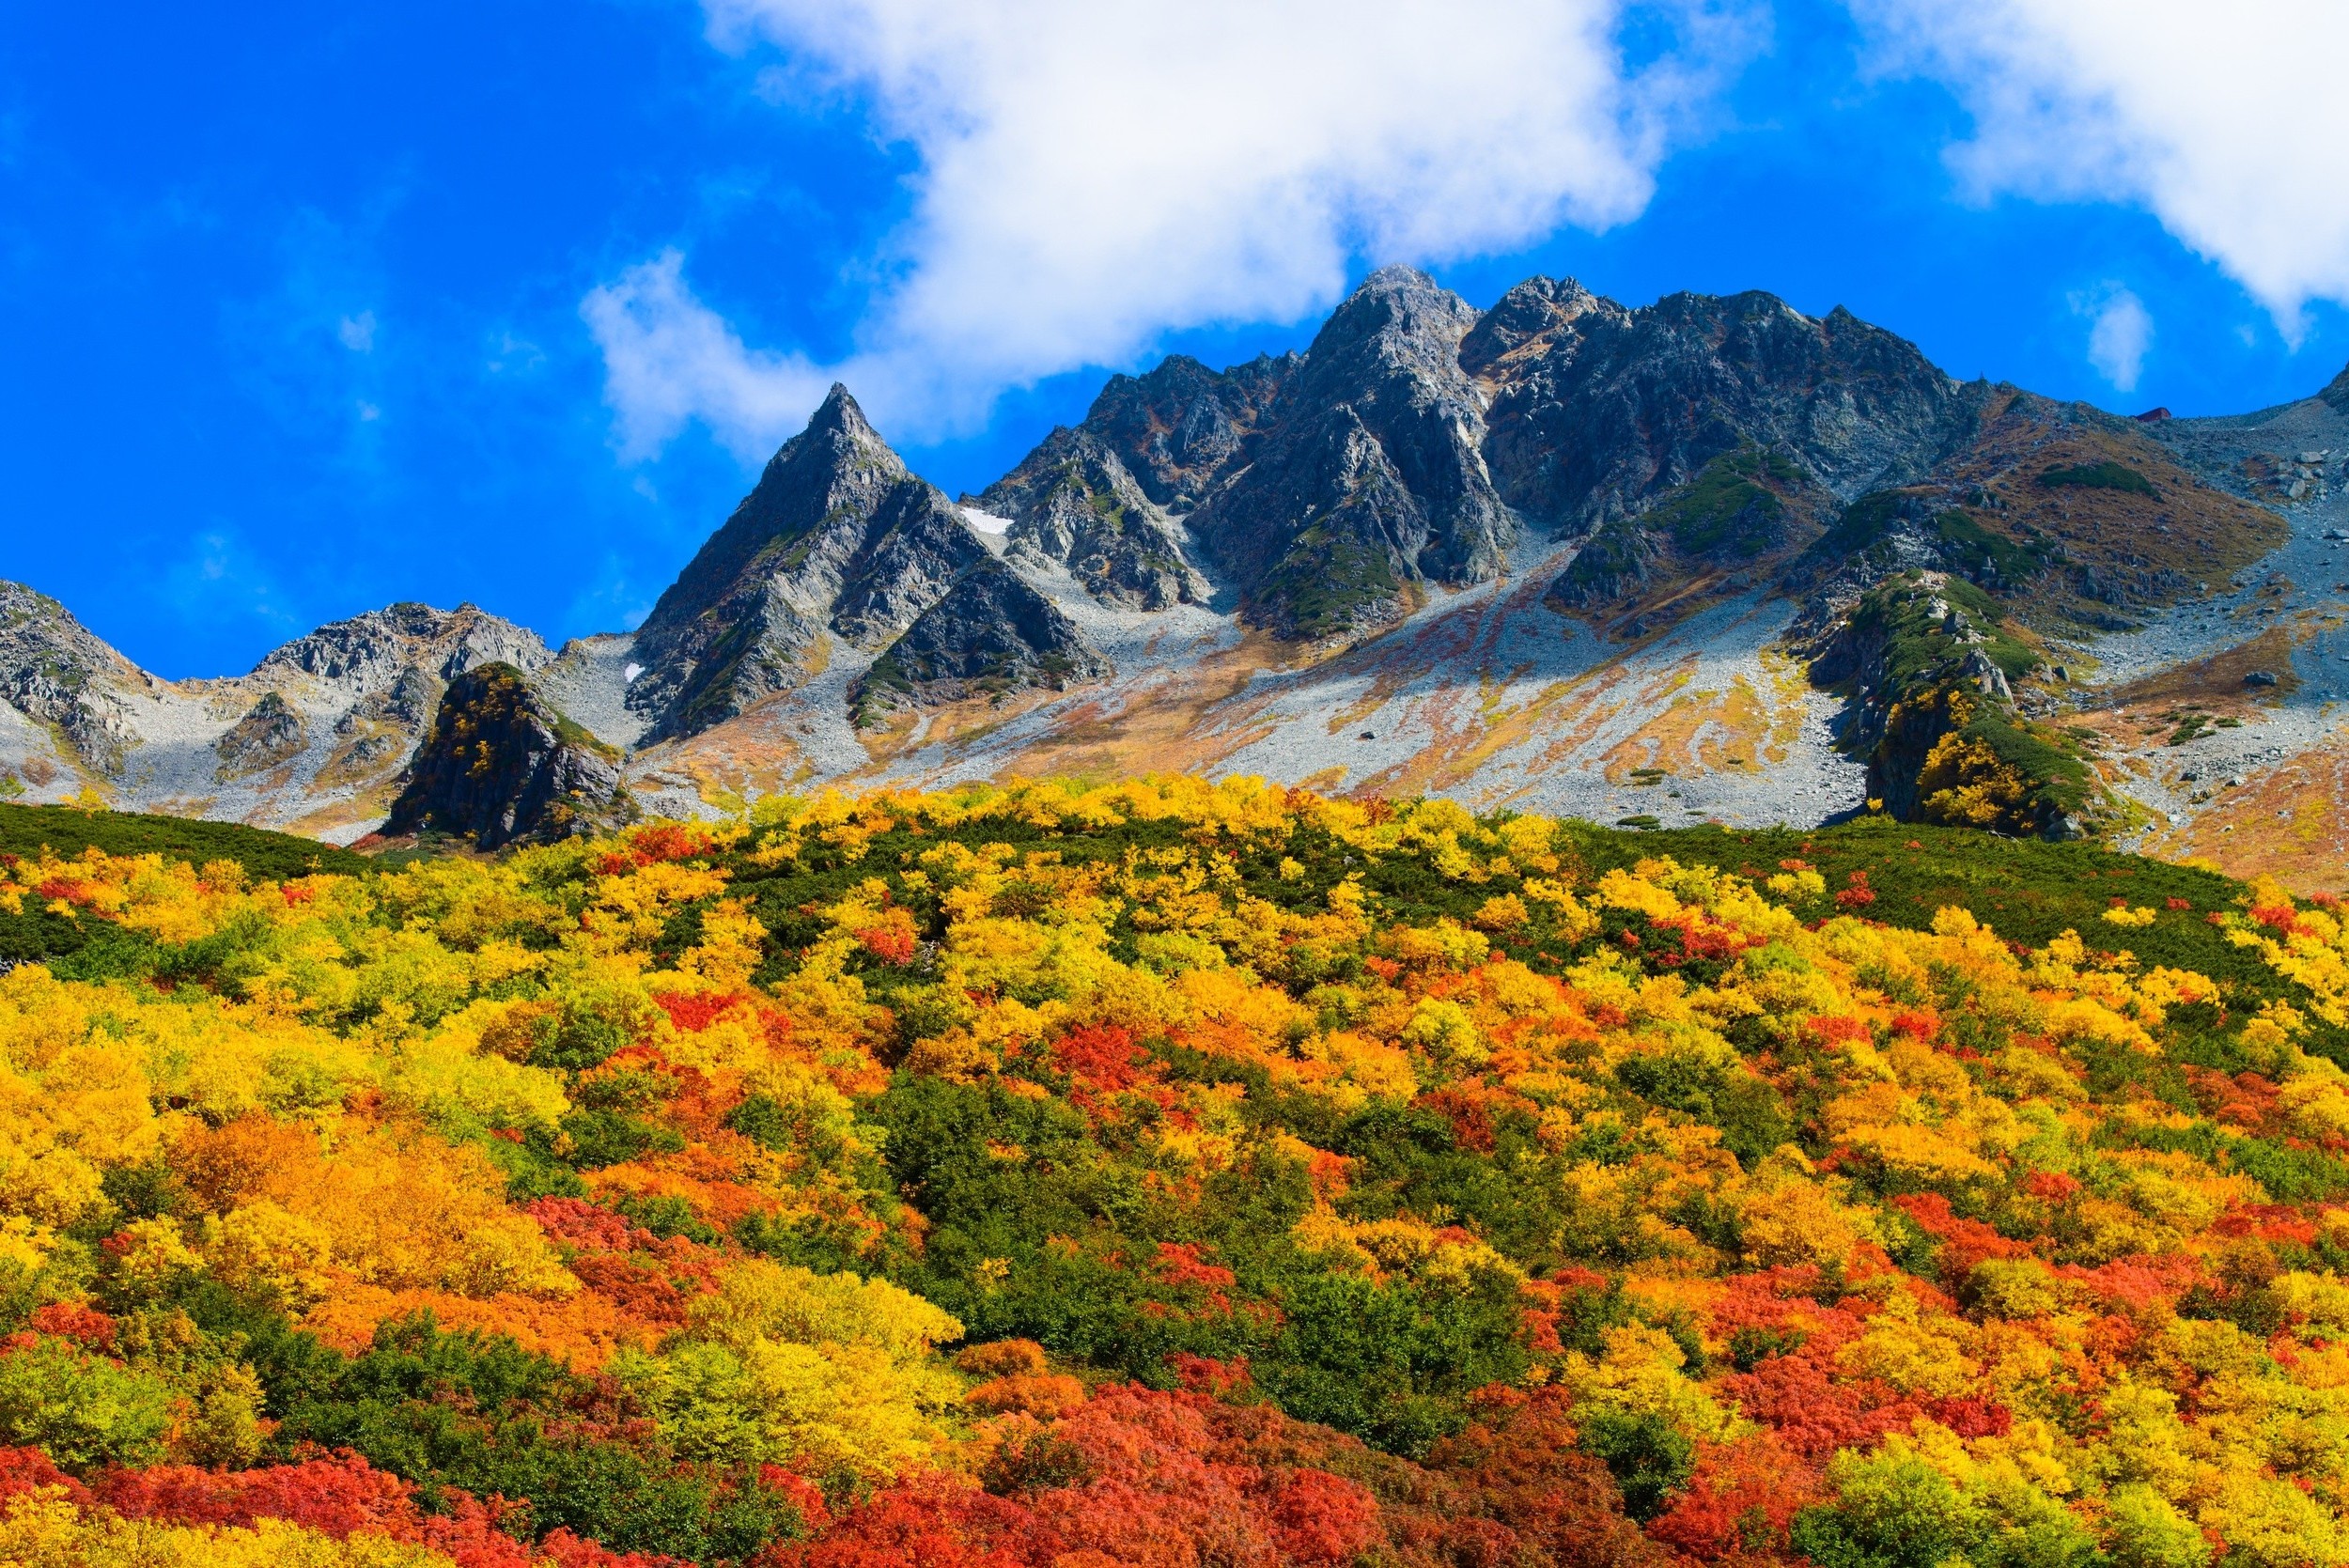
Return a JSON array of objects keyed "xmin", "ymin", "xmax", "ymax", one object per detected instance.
[
  {"xmin": 626, "ymin": 385, "xmax": 987, "ymax": 741},
  {"xmin": 2325, "ymin": 362, "xmax": 2349, "ymax": 415},
  {"xmin": 383, "ymin": 662, "xmax": 629, "ymax": 847},
  {"xmin": 1077, "ymin": 352, "xmax": 1297, "ymax": 511},
  {"xmin": 852, "ymin": 555, "xmax": 1111, "ymax": 722},
  {"xmin": 0, "ymin": 582, "xmax": 150, "ymax": 774},
  {"xmin": 985, "ymin": 269, "xmax": 1988, "ymax": 642},
  {"xmin": 1185, "ymin": 267, "xmax": 1515, "ymax": 638},
  {"xmin": 970, "ymin": 427, "xmax": 1207, "ymax": 610},
  {"xmin": 1484, "ymin": 287, "xmax": 1982, "ymax": 543}
]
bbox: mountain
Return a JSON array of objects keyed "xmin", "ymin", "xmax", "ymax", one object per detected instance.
[
  {"xmin": 1074, "ymin": 349, "xmax": 1297, "ymax": 510},
  {"xmin": 966, "ymin": 427, "xmax": 1207, "ymax": 612},
  {"xmin": 381, "ymin": 661, "xmax": 631, "ymax": 847},
  {"xmin": 1184, "ymin": 266, "xmax": 1516, "ymax": 637},
  {"xmin": 622, "ymin": 384, "xmax": 992, "ymax": 742},
  {"xmin": 10, "ymin": 269, "xmax": 2349, "ymax": 888},
  {"xmin": 0, "ymin": 587, "xmax": 547, "ymax": 839},
  {"xmin": 849, "ymin": 554, "xmax": 1112, "ymax": 725}
]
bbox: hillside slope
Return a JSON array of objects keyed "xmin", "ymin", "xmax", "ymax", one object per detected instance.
[{"xmin": 8, "ymin": 784, "xmax": 2349, "ymax": 1566}]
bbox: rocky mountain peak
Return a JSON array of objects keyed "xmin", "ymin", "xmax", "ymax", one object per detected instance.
[
  {"xmin": 624, "ymin": 386, "xmax": 984, "ymax": 742},
  {"xmin": 1078, "ymin": 351, "xmax": 1298, "ymax": 510},
  {"xmin": 1459, "ymin": 275, "xmax": 1618, "ymax": 379},
  {"xmin": 969, "ymin": 427, "xmax": 1208, "ymax": 611},
  {"xmin": 253, "ymin": 600, "xmax": 549, "ymax": 687},
  {"xmin": 1184, "ymin": 266, "xmax": 1517, "ymax": 637},
  {"xmin": 1482, "ymin": 286, "xmax": 1981, "ymax": 539},
  {"xmin": 1306, "ymin": 266, "xmax": 1481, "ymax": 382}
]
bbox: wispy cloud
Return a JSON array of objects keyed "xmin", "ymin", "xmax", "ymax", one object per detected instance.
[
  {"xmin": 589, "ymin": 0, "xmax": 1760, "ymax": 460},
  {"xmin": 2072, "ymin": 283, "xmax": 2152, "ymax": 392},
  {"xmin": 581, "ymin": 249, "xmax": 831, "ymax": 462},
  {"xmin": 1852, "ymin": 0, "xmax": 2349, "ymax": 335},
  {"xmin": 337, "ymin": 310, "xmax": 377, "ymax": 351}
]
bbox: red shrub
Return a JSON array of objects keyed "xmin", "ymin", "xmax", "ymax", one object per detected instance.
[
  {"xmin": 1422, "ymin": 1088, "xmax": 1498, "ymax": 1153},
  {"xmin": 654, "ymin": 991, "xmax": 747, "ymax": 1033},
  {"xmin": 26, "ymin": 1303, "xmax": 116, "ymax": 1353},
  {"xmin": 1648, "ymin": 1435, "xmax": 1820, "ymax": 1560},
  {"xmin": 0, "ymin": 1445, "xmax": 88, "ymax": 1504},
  {"xmin": 856, "ymin": 918, "xmax": 918, "ymax": 966},
  {"xmin": 1051, "ymin": 1025, "xmax": 1146, "ymax": 1093}
]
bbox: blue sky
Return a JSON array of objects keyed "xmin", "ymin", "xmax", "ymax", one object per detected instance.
[{"xmin": 3, "ymin": 0, "xmax": 2343, "ymax": 678}]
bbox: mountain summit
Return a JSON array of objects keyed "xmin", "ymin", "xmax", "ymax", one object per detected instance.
[
  {"xmin": 625, "ymin": 384, "xmax": 990, "ymax": 741},
  {"xmin": 8, "ymin": 272, "xmax": 2349, "ymax": 885}
]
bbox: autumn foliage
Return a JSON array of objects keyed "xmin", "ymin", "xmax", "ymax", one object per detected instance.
[{"xmin": 5, "ymin": 777, "xmax": 2349, "ymax": 1565}]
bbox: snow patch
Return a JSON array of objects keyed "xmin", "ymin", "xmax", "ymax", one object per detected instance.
[{"xmin": 959, "ymin": 506, "xmax": 1013, "ymax": 536}]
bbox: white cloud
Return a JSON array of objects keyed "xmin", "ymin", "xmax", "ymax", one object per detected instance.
[
  {"xmin": 2072, "ymin": 284, "xmax": 2152, "ymax": 392},
  {"xmin": 337, "ymin": 311, "xmax": 377, "ymax": 351},
  {"xmin": 580, "ymin": 249, "xmax": 832, "ymax": 461},
  {"xmin": 1852, "ymin": 0, "xmax": 2349, "ymax": 330},
  {"xmin": 590, "ymin": 0, "xmax": 1755, "ymax": 459}
]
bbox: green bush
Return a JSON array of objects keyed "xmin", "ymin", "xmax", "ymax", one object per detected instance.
[{"xmin": 0, "ymin": 1336, "xmax": 176, "ymax": 1470}]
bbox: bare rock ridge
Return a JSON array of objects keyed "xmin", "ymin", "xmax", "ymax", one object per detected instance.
[
  {"xmin": 1076, "ymin": 350, "xmax": 1298, "ymax": 511},
  {"xmin": 258, "ymin": 599, "xmax": 549, "ymax": 685},
  {"xmin": 980, "ymin": 268, "xmax": 1991, "ymax": 640},
  {"xmin": 1182, "ymin": 266, "xmax": 1514, "ymax": 638},
  {"xmin": 1480, "ymin": 287, "xmax": 1981, "ymax": 536},
  {"xmin": 625, "ymin": 384, "xmax": 990, "ymax": 742},
  {"xmin": 968, "ymin": 427, "xmax": 1207, "ymax": 611},
  {"xmin": 0, "ymin": 580, "xmax": 148, "ymax": 774},
  {"xmin": 851, "ymin": 554, "xmax": 1111, "ymax": 723},
  {"xmin": 383, "ymin": 662, "xmax": 629, "ymax": 848}
]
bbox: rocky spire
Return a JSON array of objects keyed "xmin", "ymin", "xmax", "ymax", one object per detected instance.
[
  {"xmin": 1184, "ymin": 266, "xmax": 1515, "ymax": 638},
  {"xmin": 625, "ymin": 385, "xmax": 986, "ymax": 741}
]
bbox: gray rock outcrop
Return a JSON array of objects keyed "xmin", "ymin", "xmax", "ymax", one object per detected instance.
[
  {"xmin": 0, "ymin": 581, "xmax": 147, "ymax": 773},
  {"xmin": 383, "ymin": 662, "xmax": 629, "ymax": 847},
  {"xmin": 969, "ymin": 427, "xmax": 1207, "ymax": 610},
  {"xmin": 626, "ymin": 385, "xmax": 986, "ymax": 741},
  {"xmin": 852, "ymin": 556, "xmax": 1110, "ymax": 722},
  {"xmin": 1077, "ymin": 351, "xmax": 1297, "ymax": 510}
]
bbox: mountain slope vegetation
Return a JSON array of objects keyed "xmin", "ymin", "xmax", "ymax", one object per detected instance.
[{"xmin": 7, "ymin": 784, "xmax": 2349, "ymax": 1565}]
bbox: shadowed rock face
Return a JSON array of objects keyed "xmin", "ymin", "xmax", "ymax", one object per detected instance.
[
  {"xmin": 384, "ymin": 663, "xmax": 628, "ymax": 848},
  {"xmin": 627, "ymin": 384, "xmax": 985, "ymax": 741},
  {"xmin": 1077, "ymin": 351, "xmax": 1298, "ymax": 511},
  {"xmin": 1484, "ymin": 286, "xmax": 1983, "ymax": 536},
  {"xmin": 853, "ymin": 556, "xmax": 1110, "ymax": 722},
  {"xmin": 971, "ymin": 427, "xmax": 1208, "ymax": 611},
  {"xmin": 1188, "ymin": 266, "xmax": 1516, "ymax": 639}
]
